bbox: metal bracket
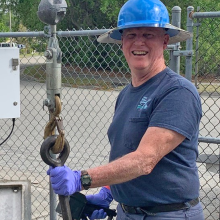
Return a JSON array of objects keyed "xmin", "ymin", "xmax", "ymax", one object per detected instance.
[
  {"xmin": 193, "ymin": 23, "xmax": 202, "ymax": 27},
  {"xmin": 173, "ymin": 50, "xmax": 194, "ymax": 57},
  {"xmin": 44, "ymin": 49, "xmax": 53, "ymax": 59},
  {"xmin": 12, "ymin": 58, "xmax": 19, "ymax": 70}
]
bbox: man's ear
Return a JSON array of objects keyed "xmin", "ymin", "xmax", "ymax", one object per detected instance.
[
  {"xmin": 163, "ymin": 34, "xmax": 169, "ymax": 49},
  {"xmin": 121, "ymin": 35, "xmax": 123, "ymax": 50}
]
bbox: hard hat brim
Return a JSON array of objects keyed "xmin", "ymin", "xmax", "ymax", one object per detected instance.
[{"xmin": 97, "ymin": 24, "xmax": 192, "ymax": 45}]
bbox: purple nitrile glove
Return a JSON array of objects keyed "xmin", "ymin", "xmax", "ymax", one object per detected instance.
[
  {"xmin": 85, "ymin": 187, "xmax": 113, "ymax": 220},
  {"xmin": 47, "ymin": 165, "xmax": 81, "ymax": 196},
  {"xmin": 87, "ymin": 209, "xmax": 106, "ymax": 220}
]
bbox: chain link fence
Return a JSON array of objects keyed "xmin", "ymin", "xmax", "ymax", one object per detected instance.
[
  {"xmin": 0, "ymin": 6, "xmax": 219, "ymax": 220},
  {"xmin": 192, "ymin": 6, "xmax": 220, "ymax": 220}
]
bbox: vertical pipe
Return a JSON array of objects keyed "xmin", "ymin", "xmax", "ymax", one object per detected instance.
[
  {"xmin": 169, "ymin": 6, "xmax": 181, "ymax": 74},
  {"xmin": 9, "ymin": 9, "xmax": 12, "ymax": 47},
  {"xmin": 46, "ymin": 25, "xmax": 62, "ymax": 111},
  {"xmin": 50, "ymin": 25, "xmax": 56, "ymax": 36},
  {"xmin": 48, "ymin": 25, "xmax": 59, "ymax": 220},
  {"xmin": 37, "ymin": 1, "xmax": 67, "ymax": 219},
  {"xmin": 50, "ymin": 169, "xmax": 58, "ymax": 220},
  {"xmin": 185, "ymin": 6, "xmax": 194, "ymax": 81},
  {"xmin": 194, "ymin": 6, "xmax": 201, "ymax": 88}
]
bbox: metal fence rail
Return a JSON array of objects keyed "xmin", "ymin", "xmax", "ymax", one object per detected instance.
[{"xmin": 0, "ymin": 5, "xmax": 219, "ymax": 220}]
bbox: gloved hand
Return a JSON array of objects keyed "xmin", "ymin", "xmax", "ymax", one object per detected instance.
[
  {"xmin": 85, "ymin": 187, "xmax": 113, "ymax": 220},
  {"xmin": 47, "ymin": 165, "xmax": 81, "ymax": 196}
]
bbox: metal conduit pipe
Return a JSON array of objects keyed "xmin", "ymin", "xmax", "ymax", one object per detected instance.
[
  {"xmin": 198, "ymin": 136, "xmax": 220, "ymax": 144},
  {"xmin": 0, "ymin": 31, "xmax": 45, "ymax": 38},
  {"xmin": 190, "ymin": 11, "xmax": 220, "ymax": 19},
  {"xmin": 0, "ymin": 30, "xmax": 111, "ymax": 38},
  {"xmin": 57, "ymin": 29, "xmax": 111, "ymax": 37}
]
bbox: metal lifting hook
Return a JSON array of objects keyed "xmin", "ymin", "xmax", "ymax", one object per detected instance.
[
  {"xmin": 40, "ymin": 135, "xmax": 69, "ymax": 167},
  {"xmin": 40, "ymin": 135, "xmax": 72, "ymax": 220}
]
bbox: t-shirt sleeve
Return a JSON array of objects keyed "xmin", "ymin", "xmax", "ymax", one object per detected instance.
[{"xmin": 148, "ymin": 87, "xmax": 202, "ymax": 140}]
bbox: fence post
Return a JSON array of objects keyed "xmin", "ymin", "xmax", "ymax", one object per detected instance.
[
  {"xmin": 194, "ymin": 6, "xmax": 201, "ymax": 88},
  {"xmin": 185, "ymin": 6, "xmax": 194, "ymax": 81},
  {"xmin": 37, "ymin": 1, "xmax": 67, "ymax": 219},
  {"xmin": 169, "ymin": 6, "xmax": 181, "ymax": 74}
]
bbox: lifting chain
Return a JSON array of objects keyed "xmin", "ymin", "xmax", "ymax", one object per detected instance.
[{"xmin": 44, "ymin": 95, "xmax": 65, "ymax": 154}]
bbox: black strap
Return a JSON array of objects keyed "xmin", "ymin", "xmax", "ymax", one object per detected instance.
[{"xmin": 121, "ymin": 198, "xmax": 200, "ymax": 215}]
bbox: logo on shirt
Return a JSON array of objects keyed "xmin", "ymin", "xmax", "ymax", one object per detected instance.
[{"xmin": 137, "ymin": 96, "xmax": 151, "ymax": 110}]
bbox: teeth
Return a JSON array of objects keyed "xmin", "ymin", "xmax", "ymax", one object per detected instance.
[{"xmin": 133, "ymin": 51, "xmax": 147, "ymax": 55}]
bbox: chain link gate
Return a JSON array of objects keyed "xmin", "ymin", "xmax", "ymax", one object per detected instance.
[
  {"xmin": 187, "ymin": 6, "xmax": 220, "ymax": 220},
  {"xmin": 0, "ymin": 5, "xmax": 219, "ymax": 220}
]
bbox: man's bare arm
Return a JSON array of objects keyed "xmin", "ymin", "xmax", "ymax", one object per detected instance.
[{"xmin": 87, "ymin": 127, "xmax": 185, "ymax": 188}]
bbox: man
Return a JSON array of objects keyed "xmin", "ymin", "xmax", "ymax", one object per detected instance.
[{"xmin": 47, "ymin": 0, "xmax": 205, "ymax": 219}]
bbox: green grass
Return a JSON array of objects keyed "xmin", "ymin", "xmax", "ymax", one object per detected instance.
[
  {"xmin": 23, "ymin": 65, "xmax": 220, "ymax": 94},
  {"xmin": 23, "ymin": 65, "xmax": 114, "ymax": 90},
  {"xmin": 20, "ymin": 52, "xmax": 44, "ymax": 58}
]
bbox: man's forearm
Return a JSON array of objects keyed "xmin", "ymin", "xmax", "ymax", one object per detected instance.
[{"xmin": 87, "ymin": 150, "xmax": 153, "ymax": 188}]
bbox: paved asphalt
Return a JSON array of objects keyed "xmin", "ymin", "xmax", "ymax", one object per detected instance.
[{"xmin": 0, "ymin": 58, "xmax": 219, "ymax": 219}]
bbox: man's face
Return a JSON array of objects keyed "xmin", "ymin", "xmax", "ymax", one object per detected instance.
[{"xmin": 121, "ymin": 27, "xmax": 169, "ymax": 73}]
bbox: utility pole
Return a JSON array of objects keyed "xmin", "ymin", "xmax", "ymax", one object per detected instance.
[{"xmin": 9, "ymin": 7, "xmax": 12, "ymax": 47}]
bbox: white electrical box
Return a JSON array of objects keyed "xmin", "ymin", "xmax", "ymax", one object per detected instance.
[{"xmin": 0, "ymin": 48, "xmax": 20, "ymax": 118}]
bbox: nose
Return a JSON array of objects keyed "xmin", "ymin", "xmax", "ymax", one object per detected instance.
[{"xmin": 134, "ymin": 35, "xmax": 145, "ymax": 45}]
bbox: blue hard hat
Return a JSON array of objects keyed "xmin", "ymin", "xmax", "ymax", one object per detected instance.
[
  {"xmin": 98, "ymin": 0, "xmax": 192, "ymax": 44},
  {"xmin": 118, "ymin": 0, "xmax": 170, "ymax": 29}
]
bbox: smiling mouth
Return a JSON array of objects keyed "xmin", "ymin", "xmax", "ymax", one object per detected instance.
[{"xmin": 132, "ymin": 51, "xmax": 148, "ymax": 56}]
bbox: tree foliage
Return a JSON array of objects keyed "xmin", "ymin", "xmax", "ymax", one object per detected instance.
[
  {"xmin": 0, "ymin": 21, "xmax": 9, "ymax": 42},
  {"xmin": 0, "ymin": 0, "xmax": 116, "ymax": 31},
  {"xmin": 100, "ymin": 0, "xmax": 126, "ymax": 24},
  {"xmin": 0, "ymin": 0, "xmax": 219, "ymax": 76},
  {"xmin": 62, "ymin": 0, "xmax": 115, "ymax": 30}
]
